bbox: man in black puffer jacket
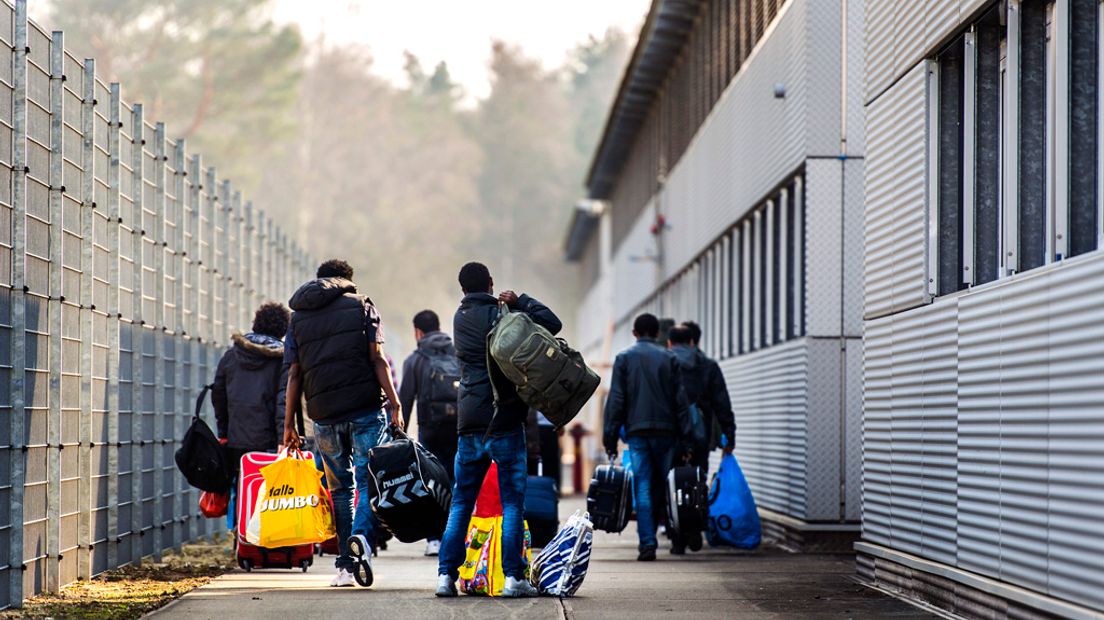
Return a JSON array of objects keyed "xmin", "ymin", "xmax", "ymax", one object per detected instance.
[
  {"xmin": 281, "ymin": 260, "xmax": 402, "ymax": 589},
  {"xmin": 435, "ymin": 261, "xmax": 561, "ymax": 599},
  {"xmin": 212, "ymin": 302, "xmax": 290, "ymax": 471}
]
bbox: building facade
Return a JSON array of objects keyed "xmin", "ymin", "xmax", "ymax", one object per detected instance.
[
  {"xmin": 859, "ymin": 0, "xmax": 1104, "ymax": 617},
  {"xmin": 565, "ymin": 0, "xmax": 866, "ymax": 547}
]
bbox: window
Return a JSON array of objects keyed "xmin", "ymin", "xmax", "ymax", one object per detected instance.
[
  {"xmin": 639, "ymin": 171, "xmax": 805, "ymax": 361},
  {"xmin": 930, "ymin": 0, "xmax": 1102, "ymax": 296}
]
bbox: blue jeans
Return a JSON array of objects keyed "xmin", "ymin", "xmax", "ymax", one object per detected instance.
[
  {"xmin": 314, "ymin": 410, "xmax": 386, "ymax": 571},
  {"xmin": 438, "ymin": 427, "xmax": 528, "ymax": 581},
  {"xmin": 627, "ymin": 434, "xmax": 677, "ymax": 549}
]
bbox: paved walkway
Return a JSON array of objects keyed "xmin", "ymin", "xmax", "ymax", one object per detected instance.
[{"xmin": 150, "ymin": 500, "xmax": 932, "ymax": 620}]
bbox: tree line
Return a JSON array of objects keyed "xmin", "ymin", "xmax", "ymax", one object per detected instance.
[{"xmin": 43, "ymin": 0, "xmax": 631, "ymax": 350}]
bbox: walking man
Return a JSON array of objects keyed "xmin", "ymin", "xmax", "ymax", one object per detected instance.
[
  {"xmin": 603, "ymin": 313, "xmax": 692, "ymax": 561},
  {"xmin": 282, "ymin": 259, "xmax": 402, "ymax": 588},
  {"xmin": 435, "ymin": 262, "xmax": 562, "ymax": 598},
  {"xmin": 399, "ymin": 309, "xmax": 460, "ymax": 557},
  {"xmin": 666, "ymin": 323, "xmax": 736, "ymax": 553}
]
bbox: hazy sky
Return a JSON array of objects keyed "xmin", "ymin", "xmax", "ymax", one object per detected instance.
[{"xmin": 272, "ymin": 0, "xmax": 650, "ymax": 99}]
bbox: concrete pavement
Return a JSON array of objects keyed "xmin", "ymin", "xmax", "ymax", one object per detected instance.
[{"xmin": 150, "ymin": 500, "xmax": 933, "ymax": 620}]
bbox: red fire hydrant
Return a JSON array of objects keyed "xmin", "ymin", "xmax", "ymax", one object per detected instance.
[{"xmin": 569, "ymin": 423, "xmax": 591, "ymax": 495}]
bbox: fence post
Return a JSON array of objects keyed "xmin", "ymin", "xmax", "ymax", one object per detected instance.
[
  {"xmin": 232, "ymin": 189, "xmax": 243, "ymax": 327},
  {"xmin": 77, "ymin": 57, "xmax": 95, "ymax": 583},
  {"xmin": 150, "ymin": 122, "xmax": 165, "ymax": 561},
  {"xmin": 186, "ymin": 154, "xmax": 202, "ymax": 542},
  {"xmin": 105, "ymin": 82, "xmax": 121, "ymax": 573},
  {"xmin": 244, "ymin": 200, "xmax": 255, "ymax": 310},
  {"xmin": 129, "ymin": 104, "xmax": 143, "ymax": 566},
  {"xmin": 7, "ymin": 0, "xmax": 27, "ymax": 605},
  {"xmin": 44, "ymin": 29, "xmax": 64, "ymax": 595},
  {"xmin": 219, "ymin": 179, "xmax": 230, "ymax": 340},
  {"xmin": 172, "ymin": 139, "xmax": 186, "ymax": 551}
]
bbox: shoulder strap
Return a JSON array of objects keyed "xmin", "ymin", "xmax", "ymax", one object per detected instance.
[{"xmin": 194, "ymin": 384, "xmax": 214, "ymax": 420}]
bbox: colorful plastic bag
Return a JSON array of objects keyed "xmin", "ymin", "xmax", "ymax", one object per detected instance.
[
  {"xmin": 706, "ymin": 452, "xmax": 761, "ymax": 549},
  {"xmin": 458, "ymin": 465, "xmax": 533, "ymax": 596},
  {"xmin": 245, "ymin": 449, "xmax": 335, "ymax": 547}
]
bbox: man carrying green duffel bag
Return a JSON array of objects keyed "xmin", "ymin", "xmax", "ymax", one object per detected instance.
[{"xmin": 486, "ymin": 302, "xmax": 600, "ymax": 430}]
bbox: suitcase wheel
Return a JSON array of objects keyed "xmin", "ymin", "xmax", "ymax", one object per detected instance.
[
  {"xmin": 240, "ymin": 558, "xmax": 254, "ymax": 572},
  {"xmin": 300, "ymin": 559, "xmax": 310, "ymax": 573},
  {"xmin": 353, "ymin": 560, "xmax": 373, "ymax": 587}
]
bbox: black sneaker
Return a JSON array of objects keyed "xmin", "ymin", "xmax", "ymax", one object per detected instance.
[
  {"xmin": 347, "ymin": 535, "xmax": 374, "ymax": 587},
  {"xmin": 637, "ymin": 547, "xmax": 657, "ymax": 562},
  {"xmin": 669, "ymin": 543, "xmax": 686, "ymax": 555}
]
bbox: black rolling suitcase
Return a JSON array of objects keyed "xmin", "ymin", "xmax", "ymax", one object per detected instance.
[
  {"xmin": 586, "ymin": 462, "xmax": 631, "ymax": 533},
  {"xmin": 666, "ymin": 465, "xmax": 708, "ymax": 541},
  {"xmin": 366, "ymin": 425, "xmax": 452, "ymax": 543}
]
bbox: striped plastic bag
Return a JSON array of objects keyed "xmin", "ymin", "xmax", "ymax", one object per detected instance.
[{"xmin": 530, "ymin": 510, "xmax": 594, "ymax": 597}]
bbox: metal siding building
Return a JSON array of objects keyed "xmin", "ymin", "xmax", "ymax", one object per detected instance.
[
  {"xmin": 0, "ymin": 0, "xmax": 312, "ymax": 608},
  {"xmin": 566, "ymin": 0, "xmax": 866, "ymax": 544},
  {"xmin": 860, "ymin": 0, "xmax": 1104, "ymax": 617}
]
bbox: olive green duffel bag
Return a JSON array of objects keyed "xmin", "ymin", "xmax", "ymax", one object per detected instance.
[{"xmin": 486, "ymin": 305, "xmax": 600, "ymax": 429}]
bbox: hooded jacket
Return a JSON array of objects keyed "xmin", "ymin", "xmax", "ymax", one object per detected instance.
[
  {"xmin": 453, "ymin": 292, "xmax": 562, "ymax": 436},
  {"xmin": 212, "ymin": 332, "xmax": 287, "ymax": 451},
  {"xmin": 399, "ymin": 330, "xmax": 457, "ymax": 431},
  {"xmin": 288, "ymin": 277, "xmax": 384, "ymax": 422},
  {"xmin": 603, "ymin": 338, "xmax": 693, "ymax": 454},
  {"xmin": 670, "ymin": 344, "xmax": 736, "ymax": 450}
]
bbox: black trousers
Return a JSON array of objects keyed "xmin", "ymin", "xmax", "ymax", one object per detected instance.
[
  {"xmin": 421, "ymin": 425, "xmax": 458, "ymax": 483},
  {"xmin": 527, "ymin": 425, "xmax": 562, "ymax": 490}
]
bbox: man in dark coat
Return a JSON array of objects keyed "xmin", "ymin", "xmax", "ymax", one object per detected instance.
[
  {"xmin": 666, "ymin": 323, "xmax": 736, "ymax": 554},
  {"xmin": 435, "ymin": 261, "xmax": 561, "ymax": 598},
  {"xmin": 603, "ymin": 313, "xmax": 692, "ymax": 561},
  {"xmin": 282, "ymin": 259, "xmax": 402, "ymax": 589},
  {"xmin": 399, "ymin": 309, "xmax": 459, "ymax": 557},
  {"xmin": 212, "ymin": 302, "xmax": 291, "ymax": 528}
]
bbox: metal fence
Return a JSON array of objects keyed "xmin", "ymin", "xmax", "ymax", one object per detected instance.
[{"xmin": 0, "ymin": 0, "xmax": 312, "ymax": 608}]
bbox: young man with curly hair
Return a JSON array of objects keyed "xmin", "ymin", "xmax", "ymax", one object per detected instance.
[
  {"xmin": 282, "ymin": 259, "xmax": 402, "ymax": 588},
  {"xmin": 212, "ymin": 302, "xmax": 292, "ymax": 527}
]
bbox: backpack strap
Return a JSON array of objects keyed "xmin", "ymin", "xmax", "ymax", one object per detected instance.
[{"xmin": 193, "ymin": 384, "xmax": 214, "ymax": 420}]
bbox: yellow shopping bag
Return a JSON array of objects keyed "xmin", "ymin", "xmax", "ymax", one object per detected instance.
[{"xmin": 245, "ymin": 449, "xmax": 335, "ymax": 547}]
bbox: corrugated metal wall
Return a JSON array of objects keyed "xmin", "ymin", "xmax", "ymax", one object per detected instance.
[
  {"xmin": 0, "ymin": 1, "xmax": 312, "ymax": 609},
  {"xmin": 863, "ymin": 254, "xmax": 1104, "ymax": 611},
  {"xmin": 863, "ymin": 0, "xmax": 1104, "ymax": 612}
]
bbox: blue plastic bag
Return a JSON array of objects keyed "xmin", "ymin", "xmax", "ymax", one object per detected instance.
[{"xmin": 706, "ymin": 453, "xmax": 761, "ymax": 549}]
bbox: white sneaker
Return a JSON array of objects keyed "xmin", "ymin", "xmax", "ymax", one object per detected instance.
[
  {"xmin": 424, "ymin": 540, "xmax": 441, "ymax": 556},
  {"xmin": 435, "ymin": 574, "xmax": 458, "ymax": 597},
  {"xmin": 502, "ymin": 576, "xmax": 538, "ymax": 598},
  {"xmin": 330, "ymin": 568, "xmax": 355, "ymax": 587}
]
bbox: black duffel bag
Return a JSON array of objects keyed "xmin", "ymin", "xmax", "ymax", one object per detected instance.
[
  {"xmin": 175, "ymin": 384, "xmax": 232, "ymax": 494},
  {"xmin": 366, "ymin": 425, "xmax": 452, "ymax": 543}
]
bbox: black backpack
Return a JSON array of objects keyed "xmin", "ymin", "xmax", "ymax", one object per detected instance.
[
  {"xmin": 175, "ymin": 385, "xmax": 232, "ymax": 494},
  {"xmin": 417, "ymin": 349, "xmax": 460, "ymax": 427}
]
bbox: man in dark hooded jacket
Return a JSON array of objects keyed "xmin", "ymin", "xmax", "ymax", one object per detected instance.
[
  {"xmin": 399, "ymin": 309, "xmax": 459, "ymax": 557},
  {"xmin": 435, "ymin": 261, "xmax": 561, "ymax": 598},
  {"xmin": 212, "ymin": 302, "xmax": 290, "ymax": 469},
  {"xmin": 666, "ymin": 323, "xmax": 736, "ymax": 554},
  {"xmin": 281, "ymin": 259, "xmax": 402, "ymax": 589}
]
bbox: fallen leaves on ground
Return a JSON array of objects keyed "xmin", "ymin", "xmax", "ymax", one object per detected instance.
[{"xmin": 2, "ymin": 534, "xmax": 235, "ymax": 620}]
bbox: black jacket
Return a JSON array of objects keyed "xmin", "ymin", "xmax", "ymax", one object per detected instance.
[
  {"xmin": 453, "ymin": 292, "xmax": 562, "ymax": 436},
  {"xmin": 288, "ymin": 277, "xmax": 384, "ymax": 422},
  {"xmin": 670, "ymin": 344, "xmax": 736, "ymax": 449},
  {"xmin": 212, "ymin": 332, "xmax": 287, "ymax": 451},
  {"xmin": 603, "ymin": 338, "xmax": 692, "ymax": 453},
  {"xmin": 399, "ymin": 330, "xmax": 456, "ymax": 430}
]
